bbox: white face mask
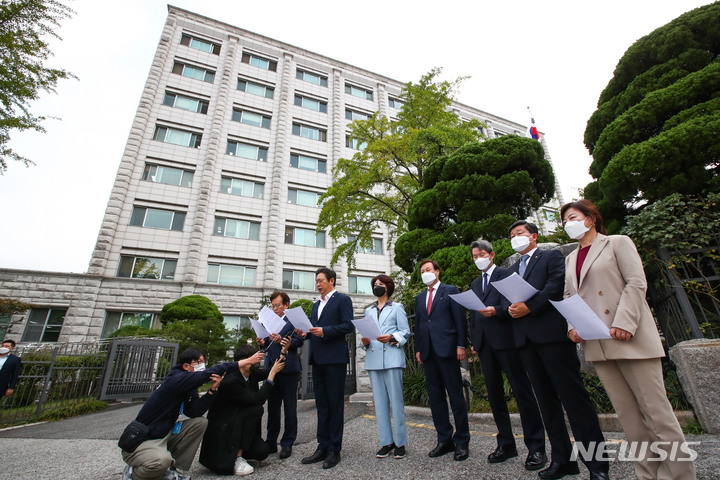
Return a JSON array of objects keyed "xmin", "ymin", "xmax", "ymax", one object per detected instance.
[
  {"xmin": 0, "ymin": 348, "xmax": 9, "ymax": 355},
  {"xmin": 421, "ymin": 271, "xmax": 437, "ymax": 286},
  {"xmin": 194, "ymin": 362, "xmax": 206, "ymax": 372},
  {"xmin": 564, "ymin": 219, "xmax": 591, "ymax": 240},
  {"xmin": 474, "ymin": 257, "xmax": 491, "ymax": 271},
  {"xmin": 511, "ymin": 235, "xmax": 531, "ymax": 253}
]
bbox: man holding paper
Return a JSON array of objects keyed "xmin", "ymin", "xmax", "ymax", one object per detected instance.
[
  {"xmin": 468, "ymin": 240, "xmax": 546, "ymax": 471},
  {"xmin": 506, "ymin": 220, "xmax": 609, "ymax": 480}
]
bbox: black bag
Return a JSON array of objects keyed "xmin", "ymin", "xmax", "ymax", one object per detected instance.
[{"xmin": 118, "ymin": 420, "xmax": 150, "ymax": 453}]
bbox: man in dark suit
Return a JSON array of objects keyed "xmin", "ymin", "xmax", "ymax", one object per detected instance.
[
  {"xmin": 300, "ymin": 267, "xmax": 354, "ymax": 469},
  {"xmin": 468, "ymin": 240, "xmax": 546, "ymax": 470},
  {"xmin": 0, "ymin": 339, "xmax": 21, "ymax": 398},
  {"xmin": 506, "ymin": 221, "xmax": 610, "ymax": 480},
  {"xmin": 414, "ymin": 259, "xmax": 470, "ymax": 461}
]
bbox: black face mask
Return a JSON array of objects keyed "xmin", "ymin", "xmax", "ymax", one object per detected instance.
[{"xmin": 373, "ymin": 285, "xmax": 387, "ymax": 297}]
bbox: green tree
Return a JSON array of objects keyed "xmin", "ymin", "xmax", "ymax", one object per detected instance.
[
  {"xmin": 0, "ymin": 0, "xmax": 75, "ymax": 172},
  {"xmin": 583, "ymin": 2, "xmax": 720, "ymax": 231},
  {"xmin": 317, "ymin": 68, "xmax": 484, "ymax": 270},
  {"xmin": 159, "ymin": 295, "xmax": 228, "ymax": 363}
]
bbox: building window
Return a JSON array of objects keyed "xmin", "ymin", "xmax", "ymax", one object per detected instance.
[
  {"xmin": 292, "ymin": 123, "xmax": 327, "ymax": 142},
  {"xmin": 348, "ymin": 235, "xmax": 383, "ymax": 254},
  {"xmin": 237, "ymin": 79, "xmax": 274, "ymax": 99},
  {"xmin": 101, "ymin": 312, "xmax": 155, "ymax": 338},
  {"xmin": 282, "ymin": 269, "xmax": 316, "ymax": 290},
  {"xmin": 296, "ymin": 69, "xmax": 327, "ymax": 87},
  {"xmin": 294, "ymin": 95, "xmax": 327, "ymax": 113},
  {"xmin": 345, "ymin": 134, "xmax": 367, "ymax": 151},
  {"xmin": 162, "ymin": 92, "xmax": 209, "ymax": 114},
  {"xmin": 231, "ymin": 108, "xmax": 271, "ymax": 128},
  {"xmin": 207, "ymin": 264, "xmax": 256, "ymax": 286},
  {"xmin": 21, "ymin": 308, "xmax": 67, "ymax": 343},
  {"xmin": 130, "ymin": 207, "xmax": 185, "ymax": 231},
  {"xmin": 172, "ymin": 61, "xmax": 215, "ymax": 83},
  {"xmin": 290, "ymin": 153, "xmax": 326, "ymax": 173},
  {"xmin": 389, "ymin": 97, "xmax": 404, "ymax": 109},
  {"xmin": 241, "ymin": 52, "xmax": 277, "ymax": 71},
  {"xmin": 345, "ymin": 84, "xmax": 373, "ymax": 100},
  {"xmin": 143, "ymin": 164, "xmax": 194, "ymax": 188},
  {"xmin": 345, "ymin": 109, "xmax": 370, "ymax": 121},
  {"xmin": 223, "ymin": 315, "xmax": 253, "ymax": 335},
  {"xmin": 213, "ymin": 218, "xmax": 260, "ymax": 240},
  {"xmin": 117, "ymin": 256, "xmax": 177, "ymax": 280},
  {"xmin": 348, "ymin": 275, "xmax": 374, "ymax": 295},
  {"xmin": 285, "ymin": 226, "xmax": 325, "ymax": 248},
  {"xmin": 180, "ymin": 33, "xmax": 220, "ymax": 54},
  {"xmin": 494, "ymin": 129, "xmax": 508, "ymax": 137},
  {"xmin": 154, "ymin": 126, "xmax": 202, "ymax": 148},
  {"xmin": 288, "ymin": 188, "xmax": 322, "ymax": 207},
  {"xmin": 226, "ymin": 141, "xmax": 268, "ymax": 161},
  {"xmin": 220, "ymin": 177, "xmax": 264, "ymax": 198}
]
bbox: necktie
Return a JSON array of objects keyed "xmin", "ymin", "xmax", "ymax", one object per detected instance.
[
  {"xmin": 519, "ymin": 254, "xmax": 530, "ymax": 277},
  {"xmin": 482, "ymin": 273, "xmax": 489, "ymax": 293},
  {"xmin": 426, "ymin": 286, "xmax": 434, "ymax": 314}
]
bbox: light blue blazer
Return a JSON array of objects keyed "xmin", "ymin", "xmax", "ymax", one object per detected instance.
[{"xmin": 363, "ymin": 300, "xmax": 411, "ymax": 371}]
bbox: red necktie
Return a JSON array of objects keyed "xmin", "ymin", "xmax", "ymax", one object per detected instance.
[{"xmin": 427, "ymin": 286, "xmax": 434, "ymax": 314}]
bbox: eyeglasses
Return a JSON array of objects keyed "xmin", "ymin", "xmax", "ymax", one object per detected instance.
[{"xmin": 271, "ymin": 303, "xmax": 284, "ymax": 309}]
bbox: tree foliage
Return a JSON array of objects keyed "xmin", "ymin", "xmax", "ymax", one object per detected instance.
[
  {"xmin": 317, "ymin": 68, "xmax": 484, "ymax": 270},
  {"xmin": 0, "ymin": 0, "xmax": 75, "ymax": 172},
  {"xmin": 0, "ymin": 298, "xmax": 34, "ymax": 317},
  {"xmin": 159, "ymin": 295, "xmax": 228, "ymax": 362},
  {"xmin": 583, "ymin": 2, "xmax": 720, "ymax": 230}
]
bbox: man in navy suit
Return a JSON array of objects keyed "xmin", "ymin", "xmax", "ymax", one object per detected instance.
[
  {"xmin": 257, "ymin": 290, "xmax": 304, "ymax": 459},
  {"xmin": 414, "ymin": 259, "xmax": 470, "ymax": 461},
  {"xmin": 0, "ymin": 339, "xmax": 21, "ymax": 398},
  {"xmin": 300, "ymin": 267, "xmax": 354, "ymax": 469},
  {"xmin": 468, "ymin": 240, "xmax": 546, "ymax": 470},
  {"xmin": 506, "ymin": 221, "xmax": 610, "ymax": 480}
]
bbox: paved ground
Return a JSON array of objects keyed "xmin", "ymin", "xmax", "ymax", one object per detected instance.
[{"xmin": 0, "ymin": 400, "xmax": 718, "ymax": 480}]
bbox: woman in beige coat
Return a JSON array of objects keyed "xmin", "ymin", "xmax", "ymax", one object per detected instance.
[{"xmin": 561, "ymin": 199, "xmax": 696, "ymax": 480}]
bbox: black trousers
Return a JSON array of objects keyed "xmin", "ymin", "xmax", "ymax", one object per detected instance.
[
  {"xmin": 312, "ymin": 363, "xmax": 346, "ymax": 453},
  {"xmin": 266, "ymin": 371, "xmax": 300, "ymax": 447}
]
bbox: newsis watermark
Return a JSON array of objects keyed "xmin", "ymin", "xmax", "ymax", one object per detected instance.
[{"xmin": 571, "ymin": 441, "xmax": 699, "ymax": 462}]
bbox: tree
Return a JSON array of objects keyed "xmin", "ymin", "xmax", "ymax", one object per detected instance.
[
  {"xmin": 159, "ymin": 295, "xmax": 228, "ymax": 363},
  {"xmin": 0, "ymin": 298, "xmax": 34, "ymax": 339},
  {"xmin": 317, "ymin": 68, "xmax": 484, "ymax": 270},
  {"xmin": 0, "ymin": 0, "xmax": 75, "ymax": 172},
  {"xmin": 583, "ymin": 2, "xmax": 720, "ymax": 231}
]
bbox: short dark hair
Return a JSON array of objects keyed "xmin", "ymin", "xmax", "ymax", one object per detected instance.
[
  {"xmin": 509, "ymin": 220, "xmax": 538, "ymax": 236},
  {"xmin": 560, "ymin": 199, "xmax": 608, "ymax": 235},
  {"xmin": 370, "ymin": 274, "xmax": 395, "ymax": 297},
  {"xmin": 178, "ymin": 348, "xmax": 203, "ymax": 366},
  {"xmin": 315, "ymin": 267, "xmax": 336, "ymax": 286},
  {"xmin": 234, "ymin": 344, "xmax": 258, "ymax": 361},
  {"xmin": 269, "ymin": 290, "xmax": 290, "ymax": 305},
  {"xmin": 2, "ymin": 339, "xmax": 16, "ymax": 348},
  {"xmin": 470, "ymin": 239, "xmax": 493, "ymax": 255},
  {"xmin": 419, "ymin": 259, "xmax": 440, "ymax": 271}
]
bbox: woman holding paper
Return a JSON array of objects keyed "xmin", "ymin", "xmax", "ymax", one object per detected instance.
[
  {"xmin": 360, "ymin": 274, "xmax": 411, "ymax": 459},
  {"xmin": 561, "ymin": 199, "xmax": 696, "ymax": 480}
]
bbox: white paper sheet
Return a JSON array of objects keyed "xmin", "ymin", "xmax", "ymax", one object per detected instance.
[
  {"xmin": 258, "ymin": 306, "xmax": 287, "ymax": 334},
  {"xmin": 352, "ymin": 315, "xmax": 382, "ymax": 340},
  {"xmin": 250, "ymin": 318, "xmax": 270, "ymax": 338},
  {"xmin": 449, "ymin": 290, "xmax": 487, "ymax": 311},
  {"xmin": 490, "ymin": 272, "xmax": 539, "ymax": 304},
  {"xmin": 284, "ymin": 306, "xmax": 314, "ymax": 333},
  {"xmin": 550, "ymin": 295, "xmax": 613, "ymax": 340}
]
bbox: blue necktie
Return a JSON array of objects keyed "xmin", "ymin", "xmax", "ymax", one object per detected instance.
[
  {"xmin": 519, "ymin": 254, "xmax": 530, "ymax": 277},
  {"xmin": 482, "ymin": 273, "xmax": 489, "ymax": 293}
]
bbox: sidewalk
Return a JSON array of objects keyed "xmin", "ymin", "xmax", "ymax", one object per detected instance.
[{"xmin": 0, "ymin": 400, "xmax": 717, "ymax": 479}]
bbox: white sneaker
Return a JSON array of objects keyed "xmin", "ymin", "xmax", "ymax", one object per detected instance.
[
  {"xmin": 233, "ymin": 456, "xmax": 254, "ymax": 476},
  {"xmin": 122, "ymin": 465, "xmax": 133, "ymax": 480}
]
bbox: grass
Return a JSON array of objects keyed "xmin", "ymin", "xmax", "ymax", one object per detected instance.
[{"xmin": 0, "ymin": 397, "xmax": 108, "ymax": 428}]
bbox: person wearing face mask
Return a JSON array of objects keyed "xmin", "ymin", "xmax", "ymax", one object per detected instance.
[
  {"xmin": 468, "ymin": 240, "xmax": 546, "ymax": 471},
  {"xmin": 0, "ymin": 339, "xmax": 21, "ymax": 399},
  {"xmin": 413, "ymin": 259, "xmax": 470, "ymax": 461},
  {"xmin": 561, "ymin": 200, "xmax": 696, "ymax": 480},
  {"xmin": 506, "ymin": 220, "xmax": 609, "ymax": 480},
  {"xmin": 360, "ymin": 274, "xmax": 411, "ymax": 459}
]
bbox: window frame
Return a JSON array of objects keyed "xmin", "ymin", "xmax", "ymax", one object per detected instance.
[
  {"xmin": 241, "ymin": 52, "xmax": 277, "ymax": 71},
  {"xmin": 220, "ymin": 176, "xmax": 264, "ymax": 198},
  {"xmin": 162, "ymin": 92, "xmax": 209, "ymax": 114},
  {"xmin": 21, "ymin": 307, "xmax": 67, "ymax": 343},
  {"xmin": 213, "ymin": 217, "xmax": 261, "ymax": 240},
  {"xmin": 296, "ymin": 69, "xmax": 328, "ymax": 87},
  {"xmin": 172, "ymin": 61, "xmax": 215, "ymax": 83},
  {"xmin": 294, "ymin": 94, "xmax": 327, "ymax": 113},
  {"xmin": 180, "ymin": 33, "xmax": 221, "ymax": 55},
  {"xmin": 206, "ymin": 263, "xmax": 257, "ymax": 286},
  {"xmin": 231, "ymin": 108, "xmax": 272, "ymax": 129},
  {"xmin": 348, "ymin": 275, "xmax": 375, "ymax": 295},
  {"xmin": 226, "ymin": 140, "xmax": 268, "ymax": 161},
  {"xmin": 237, "ymin": 78, "xmax": 274, "ymax": 99},
  {"xmin": 101, "ymin": 311, "xmax": 156, "ymax": 338},
  {"xmin": 130, "ymin": 206, "xmax": 185, "ymax": 231},
  {"xmin": 284, "ymin": 226, "xmax": 325, "ymax": 248},
  {"xmin": 117, "ymin": 255, "xmax": 177, "ymax": 281},
  {"xmin": 345, "ymin": 83, "xmax": 373, "ymax": 100},
  {"xmin": 290, "ymin": 153, "xmax": 326, "ymax": 173},
  {"xmin": 142, "ymin": 163, "xmax": 194, "ymax": 188},
  {"xmin": 291, "ymin": 123, "xmax": 327, "ymax": 142},
  {"xmin": 153, "ymin": 125, "xmax": 202, "ymax": 148},
  {"xmin": 282, "ymin": 269, "xmax": 317, "ymax": 290}
]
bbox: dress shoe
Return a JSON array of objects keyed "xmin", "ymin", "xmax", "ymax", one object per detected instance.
[
  {"xmin": 301, "ymin": 448, "xmax": 327, "ymax": 464},
  {"xmin": 265, "ymin": 441, "xmax": 278, "ymax": 454},
  {"xmin": 454, "ymin": 444, "xmax": 469, "ymax": 461},
  {"xmin": 525, "ymin": 450, "xmax": 547, "ymax": 470},
  {"xmin": 322, "ymin": 451, "xmax": 341, "ymax": 469},
  {"xmin": 428, "ymin": 441, "xmax": 455, "ymax": 458},
  {"xmin": 488, "ymin": 444, "xmax": 518, "ymax": 463},
  {"xmin": 279, "ymin": 446, "xmax": 292, "ymax": 459},
  {"xmin": 589, "ymin": 472, "xmax": 610, "ymax": 480},
  {"xmin": 538, "ymin": 461, "xmax": 581, "ymax": 479}
]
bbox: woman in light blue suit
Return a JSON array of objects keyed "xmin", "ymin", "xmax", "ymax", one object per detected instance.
[{"xmin": 361, "ymin": 274, "xmax": 411, "ymax": 459}]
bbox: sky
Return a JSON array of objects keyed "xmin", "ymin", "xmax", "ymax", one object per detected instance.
[{"xmin": 0, "ymin": 0, "xmax": 714, "ymax": 273}]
